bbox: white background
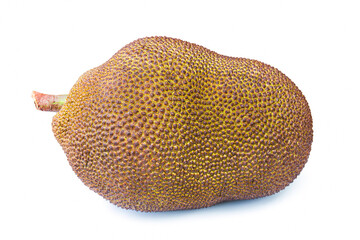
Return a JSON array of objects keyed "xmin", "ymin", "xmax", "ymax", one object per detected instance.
[{"xmin": 1, "ymin": 0, "xmax": 359, "ymax": 239}]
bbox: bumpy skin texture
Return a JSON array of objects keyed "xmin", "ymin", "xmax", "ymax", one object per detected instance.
[{"xmin": 52, "ymin": 36, "xmax": 313, "ymax": 212}]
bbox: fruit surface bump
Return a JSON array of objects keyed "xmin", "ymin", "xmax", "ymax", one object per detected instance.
[{"xmin": 47, "ymin": 36, "xmax": 312, "ymax": 212}]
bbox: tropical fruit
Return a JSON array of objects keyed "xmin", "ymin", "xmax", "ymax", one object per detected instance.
[{"xmin": 33, "ymin": 36, "xmax": 313, "ymax": 212}]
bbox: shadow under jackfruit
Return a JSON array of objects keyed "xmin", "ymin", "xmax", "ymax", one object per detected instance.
[{"xmin": 48, "ymin": 36, "xmax": 312, "ymax": 212}]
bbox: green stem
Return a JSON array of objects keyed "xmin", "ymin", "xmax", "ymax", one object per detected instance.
[{"xmin": 32, "ymin": 91, "xmax": 68, "ymax": 112}]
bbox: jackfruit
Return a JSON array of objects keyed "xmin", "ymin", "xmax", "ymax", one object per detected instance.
[{"xmin": 33, "ymin": 36, "xmax": 313, "ymax": 212}]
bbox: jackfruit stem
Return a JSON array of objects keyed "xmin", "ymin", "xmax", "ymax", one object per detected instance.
[{"xmin": 32, "ymin": 91, "xmax": 68, "ymax": 112}]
